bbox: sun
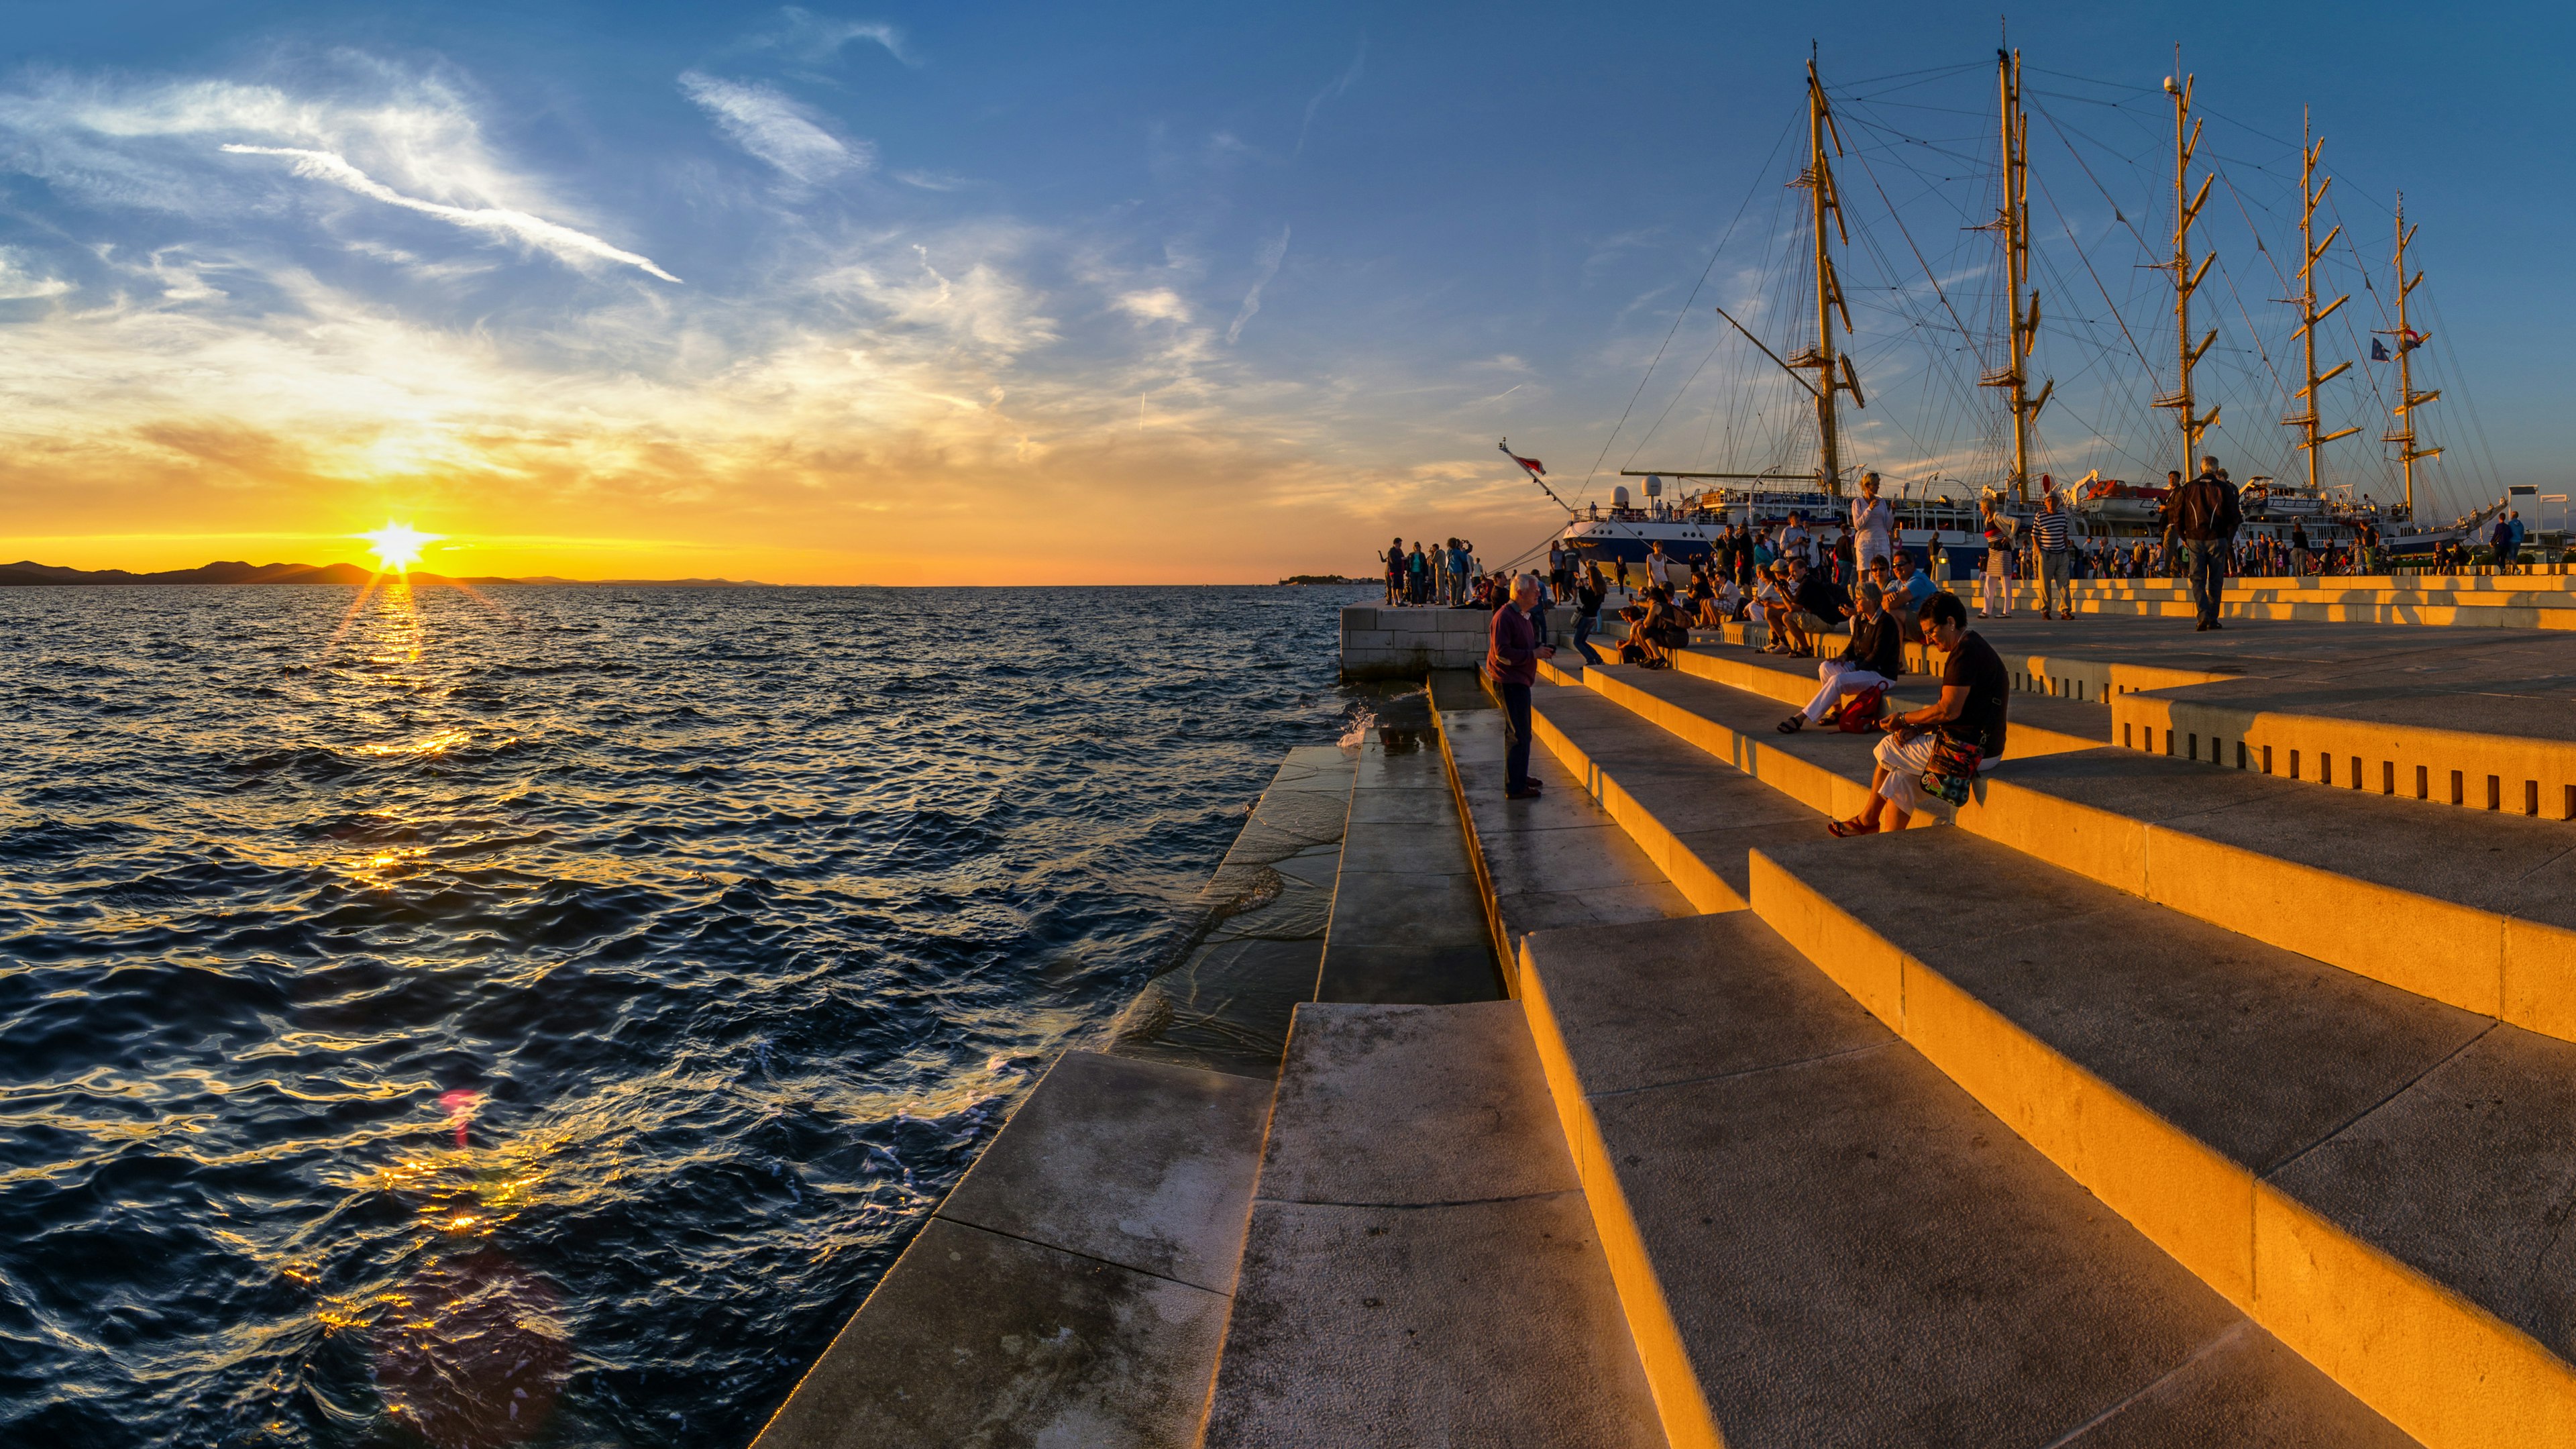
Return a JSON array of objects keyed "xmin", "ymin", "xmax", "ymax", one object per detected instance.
[{"xmin": 356, "ymin": 521, "xmax": 442, "ymax": 574}]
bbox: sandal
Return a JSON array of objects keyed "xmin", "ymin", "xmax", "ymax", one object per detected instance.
[
  {"xmin": 1775, "ymin": 715, "xmax": 1806, "ymax": 735},
  {"xmin": 1827, "ymin": 817, "xmax": 1872, "ymax": 838}
]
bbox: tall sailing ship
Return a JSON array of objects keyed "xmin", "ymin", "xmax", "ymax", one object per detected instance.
[{"xmin": 1544, "ymin": 46, "xmax": 2524, "ymax": 575}]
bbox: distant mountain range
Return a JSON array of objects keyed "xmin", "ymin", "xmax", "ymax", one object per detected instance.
[{"xmin": 0, "ymin": 560, "xmax": 768, "ymax": 588}]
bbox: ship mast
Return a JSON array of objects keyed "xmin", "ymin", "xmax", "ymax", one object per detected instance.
[
  {"xmin": 2286, "ymin": 111, "xmax": 2358, "ymax": 492},
  {"xmin": 2153, "ymin": 58, "xmax": 2220, "ymax": 480},
  {"xmin": 1981, "ymin": 47, "xmax": 2051, "ymax": 504},
  {"xmin": 2381, "ymin": 193, "xmax": 2440, "ymax": 520},
  {"xmin": 1792, "ymin": 58, "xmax": 1863, "ymax": 499}
]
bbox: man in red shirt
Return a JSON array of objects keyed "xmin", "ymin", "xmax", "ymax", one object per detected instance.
[{"xmin": 1485, "ymin": 574, "xmax": 1556, "ymax": 800}]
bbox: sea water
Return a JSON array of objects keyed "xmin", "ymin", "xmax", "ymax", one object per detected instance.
[{"xmin": 0, "ymin": 580, "xmax": 1375, "ymax": 1447}]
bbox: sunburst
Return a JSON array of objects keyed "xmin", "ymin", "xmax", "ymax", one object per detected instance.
[{"xmin": 356, "ymin": 521, "xmax": 442, "ymax": 574}]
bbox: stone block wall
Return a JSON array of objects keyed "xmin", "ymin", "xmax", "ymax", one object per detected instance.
[{"xmin": 1338, "ymin": 606, "xmax": 1577, "ymax": 680}]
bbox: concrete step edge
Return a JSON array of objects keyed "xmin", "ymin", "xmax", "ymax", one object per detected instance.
[
  {"xmin": 1741, "ymin": 843, "xmax": 2576, "ymax": 1449},
  {"xmin": 1962, "ymin": 767, "xmax": 2576, "ymax": 1046}
]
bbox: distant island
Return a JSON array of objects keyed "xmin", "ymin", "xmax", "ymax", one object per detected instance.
[
  {"xmin": 1277, "ymin": 574, "xmax": 1366, "ymax": 586},
  {"xmin": 0, "ymin": 560, "xmax": 768, "ymax": 588}
]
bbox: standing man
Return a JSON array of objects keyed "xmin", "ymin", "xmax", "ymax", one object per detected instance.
[
  {"xmin": 1978, "ymin": 496, "xmax": 2015, "ymax": 619},
  {"xmin": 2171, "ymin": 458, "xmax": 2243, "ymax": 631},
  {"xmin": 1487, "ymin": 574, "xmax": 1557, "ymax": 800},
  {"xmin": 1851, "ymin": 472, "xmax": 1896, "ymax": 579},
  {"xmin": 1383, "ymin": 538, "xmax": 1405, "ymax": 605},
  {"xmin": 2031, "ymin": 487, "xmax": 2073, "ymax": 619}
]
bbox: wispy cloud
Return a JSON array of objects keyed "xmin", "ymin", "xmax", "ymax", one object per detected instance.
[
  {"xmin": 1228, "ymin": 225, "xmax": 1290, "ymax": 344},
  {"xmin": 221, "ymin": 144, "xmax": 681, "ymax": 282},
  {"xmin": 678, "ymin": 72, "xmax": 871, "ymax": 184},
  {"xmin": 1296, "ymin": 38, "xmax": 1366, "ymax": 156},
  {"xmin": 752, "ymin": 7, "xmax": 918, "ymax": 67}
]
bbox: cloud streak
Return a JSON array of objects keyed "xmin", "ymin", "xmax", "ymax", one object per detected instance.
[
  {"xmin": 1228, "ymin": 225, "xmax": 1290, "ymax": 344},
  {"xmin": 1296, "ymin": 39, "xmax": 1366, "ymax": 155},
  {"xmin": 757, "ymin": 8, "xmax": 918, "ymax": 66},
  {"xmin": 679, "ymin": 72, "xmax": 871, "ymax": 184},
  {"xmin": 221, "ymin": 144, "xmax": 681, "ymax": 282}
]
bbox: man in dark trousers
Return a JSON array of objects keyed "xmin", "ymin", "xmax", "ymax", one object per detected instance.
[
  {"xmin": 1486, "ymin": 573, "xmax": 1556, "ymax": 800},
  {"xmin": 2173, "ymin": 455, "xmax": 2243, "ymax": 631}
]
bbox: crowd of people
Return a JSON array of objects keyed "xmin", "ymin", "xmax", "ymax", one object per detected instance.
[
  {"xmin": 1469, "ymin": 450, "xmax": 2565, "ymax": 828},
  {"xmin": 1479, "ymin": 531, "xmax": 2012, "ymax": 832}
]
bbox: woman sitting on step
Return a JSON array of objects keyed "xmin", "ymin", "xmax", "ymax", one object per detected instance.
[
  {"xmin": 1777, "ymin": 577, "xmax": 1902, "ymax": 734},
  {"xmin": 1829, "ymin": 591, "xmax": 2010, "ymax": 836}
]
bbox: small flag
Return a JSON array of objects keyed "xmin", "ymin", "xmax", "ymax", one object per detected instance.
[
  {"xmin": 2371, "ymin": 338, "xmax": 2391, "ymax": 362},
  {"xmin": 2401, "ymin": 328, "xmax": 2430, "ymax": 353},
  {"xmin": 1499, "ymin": 440, "xmax": 1545, "ymax": 476}
]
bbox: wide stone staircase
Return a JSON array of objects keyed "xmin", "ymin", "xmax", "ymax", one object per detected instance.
[{"xmin": 1499, "ymin": 631, "xmax": 2576, "ymax": 1446}]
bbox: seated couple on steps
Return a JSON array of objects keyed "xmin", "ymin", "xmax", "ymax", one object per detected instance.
[{"xmin": 1813, "ymin": 590, "xmax": 2011, "ymax": 837}]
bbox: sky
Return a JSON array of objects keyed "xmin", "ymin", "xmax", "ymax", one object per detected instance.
[{"xmin": 2, "ymin": 1, "xmax": 2573, "ymax": 584}]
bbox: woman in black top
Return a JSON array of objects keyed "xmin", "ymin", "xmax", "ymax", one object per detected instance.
[
  {"xmin": 1829, "ymin": 591, "xmax": 2010, "ymax": 834},
  {"xmin": 1778, "ymin": 580, "xmax": 1904, "ymax": 733}
]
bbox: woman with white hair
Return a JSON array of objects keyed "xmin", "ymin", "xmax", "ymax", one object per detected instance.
[{"xmin": 1850, "ymin": 472, "xmax": 1895, "ymax": 578}]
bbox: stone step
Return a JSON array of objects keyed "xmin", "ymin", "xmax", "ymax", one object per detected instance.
[
  {"xmin": 1430, "ymin": 672, "xmax": 1693, "ymax": 989},
  {"xmin": 1575, "ymin": 659, "xmax": 1951, "ymax": 828},
  {"xmin": 1519, "ymin": 911, "xmax": 2414, "ymax": 1448},
  {"xmin": 2029, "ymin": 592, "xmax": 2576, "ymax": 631},
  {"xmin": 1317, "ymin": 703, "xmax": 1502, "ymax": 1005},
  {"xmin": 753, "ymin": 1052, "xmax": 1271, "ymax": 1449},
  {"xmin": 1960, "ymin": 747, "xmax": 2576, "ymax": 1044},
  {"xmin": 1745, "ymin": 827, "xmax": 2576, "ymax": 1447},
  {"xmin": 1666, "ymin": 642, "xmax": 2111, "ymax": 757},
  {"xmin": 2115, "ymin": 674, "xmax": 2576, "ymax": 824},
  {"xmin": 1528, "ymin": 686, "xmax": 1825, "ymax": 912},
  {"xmin": 1199, "ymin": 1000, "xmax": 1665, "ymax": 1448},
  {"xmin": 1558, "ymin": 651, "xmax": 2576, "ymax": 1049}
]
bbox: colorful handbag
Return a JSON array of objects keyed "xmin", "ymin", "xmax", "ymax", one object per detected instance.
[{"xmin": 1919, "ymin": 733, "xmax": 1982, "ymax": 806}]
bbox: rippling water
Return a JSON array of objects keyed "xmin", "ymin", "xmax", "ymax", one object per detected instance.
[{"xmin": 0, "ymin": 580, "xmax": 1373, "ymax": 1448}]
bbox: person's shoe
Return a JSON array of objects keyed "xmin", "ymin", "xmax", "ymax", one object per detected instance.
[
  {"xmin": 1506, "ymin": 786, "xmax": 1540, "ymax": 800},
  {"xmin": 2194, "ymin": 620, "xmax": 2210, "ymax": 631},
  {"xmin": 1776, "ymin": 714, "xmax": 1807, "ymax": 734}
]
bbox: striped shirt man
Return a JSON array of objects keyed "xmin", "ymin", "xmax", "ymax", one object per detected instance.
[{"xmin": 2029, "ymin": 508, "xmax": 2070, "ymax": 552}]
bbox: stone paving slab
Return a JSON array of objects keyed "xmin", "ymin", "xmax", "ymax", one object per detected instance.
[
  {"xmin": 1203, "ymin": 1193, "xmax": 1664, "ymax": 1449},
  {"xmin": 1256, "ymin": 1001, "xmax": 1576, "ymax": 1206},
  {"xmin": 1201, "ymin": 998, "xmax": 1662, "ymax": 1449},
  {"xmin": 936, "ymin": 1051, "xmax": 1272, "ymax": 1293},
  {"xmin": 752, "ymin": 1216, "xmax": 1232, "ymax": 1449},
  {"xmin": 1521, "ymin": 911, "xmax": 2414, "ymax": 1449},
  {"xmin": 1750, "ymin": 827, "xmax": 2576, "ymax": 1444}
]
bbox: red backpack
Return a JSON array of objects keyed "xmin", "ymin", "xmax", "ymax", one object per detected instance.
[{"xmin": 1834, "ymin": 684, "xmax": 1887, "ymax": 732}]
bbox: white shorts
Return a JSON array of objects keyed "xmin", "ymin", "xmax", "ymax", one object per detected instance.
[
  {"xmin": 1873, "ymin": 729, "xmax": 1960, "ymax": 814},
  {"xmin": 1805, "ymin": 662, "xmax": 1890, "ymax": 722}
]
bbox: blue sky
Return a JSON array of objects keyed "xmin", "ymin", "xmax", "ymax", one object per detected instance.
[{"xmin": 0, "ymin": 1, "xmax": 2567, "ymax": 580}]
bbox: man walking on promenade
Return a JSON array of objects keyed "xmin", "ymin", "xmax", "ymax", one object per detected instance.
[
  {"xmin": 1487, "ymin": 574, "xmax": 1556, "ymax": 800},
  {"xmin": 2172, "ymin": 456, "xmax": 2241, "ymax": 631},
  {"xmin": 2031, "ymin": 486, "xmax": 2073, "ymax": 619}
]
